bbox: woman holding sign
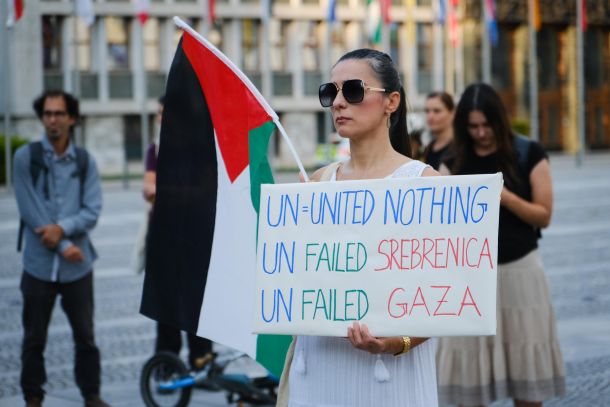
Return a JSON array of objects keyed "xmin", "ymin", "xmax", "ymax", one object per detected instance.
[
  {"xmin": 277, "ymin": 49, "xmax": 440, "ymax": 406},
  {"xmin": 436, "ymin": 83, "xmax": 565, "ymax": 407}
]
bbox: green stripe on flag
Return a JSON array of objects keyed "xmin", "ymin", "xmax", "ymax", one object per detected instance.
[
  {"xmin": 248, "ymin": 120, "xmax": 276, "ymax": 212},
  {"xmin": 249, "ymin": 120, "xmax": 292, "ymax": 377},
  {"xmin": 256, "ymin": 334, "xmax": 293, "ymax": 377}
]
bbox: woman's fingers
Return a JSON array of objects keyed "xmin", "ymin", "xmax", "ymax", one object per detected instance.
[{"xmin": 347, "ymin": 322, "xmax": 384, "ymax": 354}]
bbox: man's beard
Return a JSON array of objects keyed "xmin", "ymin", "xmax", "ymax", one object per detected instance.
[{"xmin": 47, "ymin": 130, "xmax": 62, "ymax": 141}]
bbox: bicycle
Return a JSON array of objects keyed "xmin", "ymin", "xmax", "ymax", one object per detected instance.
[{"xmin": 140, "ymin": 350, "xmax": 279, "ymax": 407}]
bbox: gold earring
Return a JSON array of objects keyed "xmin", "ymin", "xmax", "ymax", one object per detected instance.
[{"xmin": 386, "ymin": 115, "xmax": 391, "ymax": 129}]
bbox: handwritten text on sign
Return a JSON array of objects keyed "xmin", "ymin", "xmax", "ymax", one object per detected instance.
[{"xmin": 253, "ymin": 173, "xmax": 503, "ymax": 337}]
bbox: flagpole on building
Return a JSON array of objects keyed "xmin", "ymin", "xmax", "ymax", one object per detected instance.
[
  {"xmin": 2, "ymin": 8, "xmax": 13, "ymax": 190},
  {"xmin": 260, "ymin": 0, "xmax": 275, "ymax": 168},
  {"xmin": 576, "ymin": 0, "xmax": 585, "ymax": 166},
  {"xmin": 481, "ymin": 0, "xmax": 491, "ymax": 83},
  {"xmin": 527, "ymin": 0, "xmax": 539, "ymax": 141},
  {"xmin": 138, "ymin": 23, "xmax": 150, "ymax": 171},
  {"xmin": 72, "ymin": 2, "xmax": 81, "ymax": 98},
  {"xmin": 324, "ymin": 0, "xmax": 335, "ymax": 164},
  {"xmin": 260, "ymin": 0, "xmax": 272, "ymax": 101},
  {"xmin": 381, "ymin": 24, "xmax": 390, "ymax": 54}
]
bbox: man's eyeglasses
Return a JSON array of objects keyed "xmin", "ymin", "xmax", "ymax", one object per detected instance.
[
  {"xmin": 318, "ymin": 79, "xmax": 386, "ymax": 107},
  {"xmin": 42, "ymin": 110, "xmax": 68, "ymax": 119}
]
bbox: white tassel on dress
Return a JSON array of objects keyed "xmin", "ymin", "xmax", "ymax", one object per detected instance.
[
  {"xmin": 374, "ymin": 355, "xmax": 390, "ymax": 382},
  {"xmin": 293, "ymin": 349, "xmax": 306, "ymax": 374}
]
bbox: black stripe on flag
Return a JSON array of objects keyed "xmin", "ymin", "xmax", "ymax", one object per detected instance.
[{"xmin": 140, "ymin": 38, "xmax": 218, "ymax": 335}]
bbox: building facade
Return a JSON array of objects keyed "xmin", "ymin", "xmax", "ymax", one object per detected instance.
[{"xmin": 1, "ymin": 0, "xmax": 609, "ymax": 175}]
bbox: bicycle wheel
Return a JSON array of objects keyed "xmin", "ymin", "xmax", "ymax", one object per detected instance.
[{"xmin": 140, "ymin": 352, "xmax": 193, "ymax": 407}]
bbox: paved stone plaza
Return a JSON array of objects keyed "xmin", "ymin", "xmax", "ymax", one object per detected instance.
[{"xmin": 0, "ymin": 153, "xmax": 609, "ymax": 406}]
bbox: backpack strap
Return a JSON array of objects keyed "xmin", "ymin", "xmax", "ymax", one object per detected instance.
[
  {"xmin": 18, "ymin": 142, "xmax": 48, "ymax": 252},
  {"xmin": 513, "ymin": 134, "xmax": 531, "ymax": 174},
  {"xmin": 319, "ymin": 162, "xmax": 341, "ymax": 182},
  {"xmin": 512, "ymin": 134, "xmax": 542, "ymax": 238},
  {"xmin": 28, "ymin": 141, "xmax": 49, "ymax": 199},
  {"xmin": 73, "ymin": 147, "xmax": 89, "ymax": 203}
]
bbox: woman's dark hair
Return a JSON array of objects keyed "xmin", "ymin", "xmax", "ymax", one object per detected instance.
[
  {"xmin": 337, "ymin": 49, "xmax": 411, "ymax": 157},
  {"xmin": 32, "ymin": 90, "xmax": 80, "ymax": 124},
  {"xmin": 451, "ymin": 83, "xmax": 519, "ymax": 187},
  {"xmin": 426, "ymin": 91, "xmax": 455, "ymax": 111}
]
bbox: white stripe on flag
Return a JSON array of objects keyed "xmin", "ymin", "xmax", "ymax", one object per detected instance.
[{"xmin": 198, "ymin": 138, "xmax": 258, "ymax": 358}]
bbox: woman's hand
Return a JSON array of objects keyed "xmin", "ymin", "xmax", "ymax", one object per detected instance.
[
  {"xmin": 347, "ymin": 322, "xmax": 402, "ymax": 355},
  {"xmin": 143, "ymin": 171, "xmax": 156, "ymax": 202}
]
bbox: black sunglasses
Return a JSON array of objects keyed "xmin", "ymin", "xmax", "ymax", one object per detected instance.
[{"xmin": 319, "ymin": 79, "xmax": 387, "ymax": 107}]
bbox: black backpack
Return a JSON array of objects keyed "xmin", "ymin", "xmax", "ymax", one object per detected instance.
[
  {"xmin": 513, "ymin": 133, "xmax": 532, "ymax": 174},
  {"xmin": 16, "ymin": 141, "xmax": 89, "ymax": 252},
  {"xmin": 512, "ymin": 133, "xmax": 544, "ymax": 238}
]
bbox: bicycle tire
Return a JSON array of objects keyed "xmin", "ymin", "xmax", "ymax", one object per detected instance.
[{"xmin": 140, "ymin": 351, "xmax": 193, "ymax": 407}]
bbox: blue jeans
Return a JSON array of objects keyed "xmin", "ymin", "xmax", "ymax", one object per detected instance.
[{"xmin": 20, "ymin": 272, "xmax": 101, "ymax": 400}]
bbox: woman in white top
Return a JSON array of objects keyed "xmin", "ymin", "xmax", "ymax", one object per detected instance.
[{"xmin": 279, "ymin": 49, "xmax": 440, "ymax": 407}]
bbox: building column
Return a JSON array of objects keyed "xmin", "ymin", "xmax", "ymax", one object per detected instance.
[
  {"xmin": 160, "ymin": 18, "xmax": 175, "ymax": 73},
  {"xmin": 131, "ymin": 20, "xmax": 145, "ymax": 103},
  {"xmin": 62, "ymin": 17, "xmax": 75, "ymax": 93},
  {"xmin": 288, "ymin": 22, "xmax": 303, "ymax": 98},
  {"xmin": 433, "ymin": 21, "xmax": 445, "ymax": 91},
  {"xmin": 564, "ymin": 26, "xmax": 579, "ymax": 153},
  {"xmin": 513, "ymin": 25, "xmax": 529, "ymax": 120},
  {"xmin": 222, "ymin": 20, "xmax": 242, "ymax": 67},
  {"xmin": 95, "ymin": 19, "xmax": 109, "ymax": 101}
]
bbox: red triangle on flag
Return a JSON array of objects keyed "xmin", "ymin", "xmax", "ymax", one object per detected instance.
[{"xmin": 182, "ymin": 31, "xmax": 272, "ymax": 183}]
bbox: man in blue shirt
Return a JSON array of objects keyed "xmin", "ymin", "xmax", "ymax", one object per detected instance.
[{"xmin": 13, "ymin": 90, "xmax": 109, "ymax": 407}]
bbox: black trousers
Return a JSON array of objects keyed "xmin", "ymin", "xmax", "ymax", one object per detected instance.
[
  {"xmin": 155, "ymin": 322, "xmax": 212, "ymax": 369},
  {"xmin": 20, "ymin": 272, "xmax": 101, "ymax": 400}
]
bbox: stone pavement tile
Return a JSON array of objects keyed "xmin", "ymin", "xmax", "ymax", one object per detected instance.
[
  {"xmin": 558, "ymin": 315, "xmax": 610, "ymax": 363},
  {"xmin": 0, "ymin": 382, "xmax": 230, "ymax": 407}
]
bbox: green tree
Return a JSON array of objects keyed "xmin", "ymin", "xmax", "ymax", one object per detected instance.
[{"xmin": 0, "ymin": 134, "xmax": 29, "ymax": 185}]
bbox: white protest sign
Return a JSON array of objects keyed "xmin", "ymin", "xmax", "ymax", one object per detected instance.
[{"xmin": 253, "ymin": 173, "xmax": 502, "ymax": 337}]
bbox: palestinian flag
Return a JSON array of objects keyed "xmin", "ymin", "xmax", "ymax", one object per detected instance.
[{"xmin": 140, "ymin": 18, "xmax": 291, "ymax": 376}]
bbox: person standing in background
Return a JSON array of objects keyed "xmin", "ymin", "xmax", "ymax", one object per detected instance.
[
  {"xmin": 13, "ymin": 90, "xmax": 109, "ymax": 407},
  {"xmin": 436, "ymin": 83, "xmax": 565, "ymax": 407},
  {"xmin": 422, "ymin": 91, "xmax": 454, "ymax": 170}
]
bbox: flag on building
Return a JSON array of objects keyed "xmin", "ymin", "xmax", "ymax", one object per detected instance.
[
  {"xmin": 328, "ymin": 0, "xmax": 337, "ymax": 23},
  {"xmin": 448, "ymin": 0, "xmax": 459, "ymax": 46},
  {"xmin": 580, "ymin": 0, "xmax": 587, "ymax": 32},
  {"xmin": 76, "ymin": 0, "xmax": 95, "ymax": 27},
  {"xmin": 484, "ymin": 0, "xmax": 498, "ymax": 46},
  {"xmin": 380, "ymin": 0, "xmax": 390, "ymax": 25},
  {"xmin": 207, "ymin": 0, "xmax": 216, "ymax": 24},
  {"xmin": 366, "ymin": 0, "xmax": 382, "ymax": 44},
  {"xmin": 437, "ymin": 0, "xmax": 446, "ymax": 25},
  {"xmin": 532, "ymin": 0, "xmax": 541, "ymax": 31},
  {"xmin": 140, "ymin": 18, "xmax": 291, "ymax": 377},
  {"xmin": 6, "ymin": 0, "xmax": 24, "ymax": 27},
  {"xmin": 135, "ymin": 0, "xmax": 150, "ymax": 24}
]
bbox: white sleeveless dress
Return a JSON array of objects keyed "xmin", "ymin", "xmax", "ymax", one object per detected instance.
[{"xmin": 288, "ymin": 160, "xmax": 439, "ymax": 407}]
